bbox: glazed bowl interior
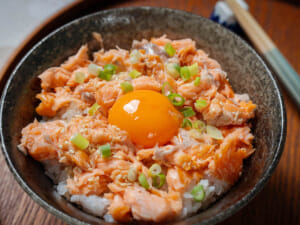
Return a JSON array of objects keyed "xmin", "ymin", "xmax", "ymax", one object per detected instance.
[{"xmin": 0, "ymin": 7, "xmax": 285, "ymax": 225}]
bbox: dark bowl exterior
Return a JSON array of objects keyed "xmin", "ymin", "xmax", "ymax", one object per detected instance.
[{"xmin": 0, "ymin": 7, "xmax": 286, "ymax": 225}]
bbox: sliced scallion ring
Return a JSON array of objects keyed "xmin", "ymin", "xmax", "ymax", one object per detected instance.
[
  {"xmin": 180, "ymin": 66, "xmax": 191, "ymax": 81},
  {"xmin": 104, "ymin": 64, "xmax": 117, "ymax": 74},
  {"xmin": 152, "ymin": 174, "xmax": 166, "ymax": 189},
  {"xmin": 70, "ymin": 133, "xmax": 89, "ymax": 150},
  {"xmin": 88, "ymin": 103, "xmax": 100, "ymax": 116},
  {"xmin": 99, "ymin": 70, "xmax": 112, "ymax": 81},
  {"xmin": 129, "ymin": 69, "xmax": 141, "ymax": 79},
  {"xmin": 195, "ymin": 99, "xmax": 207, "ymax": 108},
  {"xmin": 138, "ymin": 173, "xmax": 150, "ymax": 190},
  {"xmin": 164, "ymin": 43, "xmax": 176, "ymax": 57},
  {"xmin": 193, "ymin": 120, "xmax": 205, "ymax": 132},
  {"xmin": 162, "ymin": 82, "xmax": 173, "ymax": 96},
  {"xmin": 99, "ymin": 144, "xmax": 111, "ymax": 158},
  {"xmin": 180, "ymin": 107, "xmax": 196, "ymax": 117},
  {"xmin": 206, "ymin": 125, "xmax": 224, "ymax": 140},
  {"xmin": 191, "ymin": 184, "xmax": 205, "ymax": 202},
  {"xmin": 120, "ymin": 81, "xmax": 133, "ymax": 93},
  {"xmin": 166, "ymin": 63, "xmax": 180, "ymax": 78},
  {"xmin": 188, "ymin": 63, "xmax": 199, "ymax": 76},
  {"xmin": 149, "ymin": 164, "xmax": 162, "ymax": 177},
  {"xmin": 193, "ymin": 77, "xmax": 201, "ymax": 86},
  {"xmin": 88, "ymin": 63, "xmax": 102, "ymax": 76},
  {"xmin": 182, "ymin": 118, "xmax": 192, "ymax": 128},
  {"xmin": 75, "ymin": 72, "xmax": 85, "ymax": 83},
  {"xmin": 168, "ymin": 93, "xmax": 185, "ymax": 106}
]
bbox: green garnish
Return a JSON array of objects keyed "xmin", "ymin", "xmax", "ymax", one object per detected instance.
[
  {"xmin": 99, "ymin": 144, "xmax": 111, "ymax": 158},
  {"xmin": 168, "ymin": 93, "xmax": 185, "ymax": 106},
  {"xmin": 152, "ymin": 174, "xmax": 166, "ymax": 189},
  {"xmin": 195, "ymin": 99, "xmax": 207, "ymax": 108},
  {"xmin": 164, "ymin": 43, "xmax": 176, "ymax": 57},
  {"xmin": 182, "ymin": 118, "xmax": 192, "ymax": 128},
  {"xmin": 70, "ymin": 133, "xmax": 89, "ymax": 150},
  {"xmin": 180, "ymin": 107, "xmax": 196, "ymax": 117},
  {"xmin": 88, "ymin": 63, "xmax": 102, "ymax": 76},
  {"xmin": 120, "ymin": 81, "xmax": 133, "ymax": 93},
  {"xmin": 166, "ymin": 63, "xmax": 180, "ymax": 78},
  {"xmin": 75, "ymin": 72, "xmax": 85, "ymax": 83},
  {"xmin": 104, "ymin": 64, "xmax": 117, "ymax": 74},
  {"xmin": 188, "ymin": 63, "xmax": 199, "ymax": 76},
  {"xmin": 206, "ymin": 125, "xmax": 224, "ymax": 140},
  {"xmin": 129, "ymin": 69, "xmax": 141, "ymax": 79},
  {"xmin": 138, "ymin": 173, "xmax": 150, "ymax": 190},
  {"xmin": 88, "ymin": 103, "xmax": 100, "ymax": 116},
  {"xmin": 98, "ymin": 64, "xmax": 118, "ymax": 81},
  {"xmin": 194, "ymin": 77, "xmax": 201, "ymax": 86},
  {"xmin": 191, "ymin": 184, "xmax": 205, "ymax": 202},
  {"xmin": 180, "ymin": 66, "xmax": 191, "ymax": 81},
  {"xmin": 193, "ymin": 120, "xmax": 205, "ymax": 132},
  {"xmin": 148, "ymin": 164, "xmax": 162, "ymax": 177}
]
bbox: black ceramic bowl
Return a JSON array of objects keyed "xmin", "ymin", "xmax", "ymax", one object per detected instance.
[{"xmin": 0, "ymin": 7, "xmax": 286, "ymax": 225}]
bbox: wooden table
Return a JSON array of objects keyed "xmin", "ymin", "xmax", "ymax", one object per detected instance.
[{"xmin": 0, "ymin": 0, "xmax": 299, "ymax": 224}]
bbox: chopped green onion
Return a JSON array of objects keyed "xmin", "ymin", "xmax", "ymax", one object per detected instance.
[
  {"xmin": 70, "ymin": 133, "xmax": 89, "ymax": 150},
  {"xmin": 88, "ymin": 63, "xmax": 102, "ymax": 76},
  {"xmin": 149, "ymin": 164, "xmax": 162, "ymax": 177},
  {"xmin": 189, "ymin": 129, "xmax": 202, "ymax": 140},
  {"xmin": 180, "ymin": 66, "xmax": 191, "ymax": 81},
  {"xmin": 180, "ymin": 107, "xmax": 196, "ymax": 117},
  {"xmin": 195, "ymin": 99, "xmax": 207, "ymax": 108},
  {"xmin": 182, "ymin": 118, "xmax": 192, "ymax": 128},
  {"xmin": 194, "ymin": 77, "xmax": 201, "ymax": 86},
  {"xmin": 168, "ymin": 93, "xmax": 185, "ymax": 106},
  {"xmin": 88, "ymin": 103, "xmax": 100, "ymax": 116},
  {"xmin": 130, "ymin": 50, "xmax": 141, "ymax": 64},
  {"xmin": 166, "ymin": 63, "xmax": 180, "ymax": 78},
  {"xmin": 188, "ymin": 63, "xmax": 199, "ymax": 76},
  {"xmin": 98, "ymin": 64, "xmax": 117, "ymax": 81},
  {"xmin": 99, "ymin": 144, "xmax": 111, "ymax": 158},
  {"xmin": 162, "ymin": 82, "xmax": 172, "ymax": 96},
  {"xmin": 191, "ymin": 184, "xmax": 205, "ymax": 202},
  {"xmin": 138, "ymin": 173, "xmax": 150, "ymax": 190},
  {"xmin": 129, "ymin": 69, "xmax": 141, "ymax": 79},
  {"xmin": 152, "ymin": 174, "xmax": 166, "ymax": 189},
  {"xmin": 193, "ymin": 120, "xmax": 205, "ymax": 132},
  {"xmin": 206, "ymin": 125, "xmax": 224, "ymax": 140},
  {"xmin": 164, "ymin": 43, "xmax": 176, "ymax": 57},
  {"xmin": 120, "ymin": 81, "xmax": 133, "ymax": 93},
  {"xmin": 104, "ymin": 64, "xmax": 117, "ymax": 74},
  {"xmin": 75, "ymin": 72, "xmax": 85, "ymax": 83},
  {"xmin": 99, "ymin": 70, "xmax": 112, "ymax": 81},
  {"xmin": 127, "ymin": 167, "xmax": 137, "ymax": 182}
]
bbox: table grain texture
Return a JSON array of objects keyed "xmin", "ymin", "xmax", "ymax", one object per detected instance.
[{"xmin": 0, "ymin": 0, "xmax": 299, "ymax": 225}]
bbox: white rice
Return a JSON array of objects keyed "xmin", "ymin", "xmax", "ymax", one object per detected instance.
[
  {"xmin": 70, "ymin": 195, "xmax": 110, "ymax": 217},
  {"xmin": 180, "ymin": 174, "xmax": 230, "ymax": 218},
  {"xmin": 39, "ymin": 154, "xmax": 230, "ymax": 222}
]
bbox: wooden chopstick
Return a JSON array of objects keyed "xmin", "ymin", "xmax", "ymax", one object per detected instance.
[{"xmin": 226, "ymin": 0, "xmax": 300, "ymax": 108}]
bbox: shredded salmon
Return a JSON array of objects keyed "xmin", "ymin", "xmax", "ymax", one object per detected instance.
[{"xmin": 20, "ymin": 35, "xmax": 256, "ymax": 223}]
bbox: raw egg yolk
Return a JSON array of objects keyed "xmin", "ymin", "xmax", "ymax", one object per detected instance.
[{"xmin": 108, "ymin": 90, "xmax": 183, "ymax": 148}]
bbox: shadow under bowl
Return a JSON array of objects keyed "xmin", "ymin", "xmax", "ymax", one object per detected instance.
[{"xmin": 0, "ymin": 7, "xmax": 286, "ymax": 225}]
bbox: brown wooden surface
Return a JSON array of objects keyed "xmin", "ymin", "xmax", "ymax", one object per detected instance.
[{"xmin": 0, "ymin": 0, "xmax": 299, "ymax": 224}]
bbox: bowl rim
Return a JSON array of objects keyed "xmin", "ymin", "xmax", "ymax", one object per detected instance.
[{"xmin": 0, "ymin": 6, "xmax": 286, "ymax": 225}]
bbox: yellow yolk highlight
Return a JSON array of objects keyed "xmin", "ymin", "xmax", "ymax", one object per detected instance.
[{"xmin": 108, "ymin": 90, "xmax": 183, "ymax": 148}]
